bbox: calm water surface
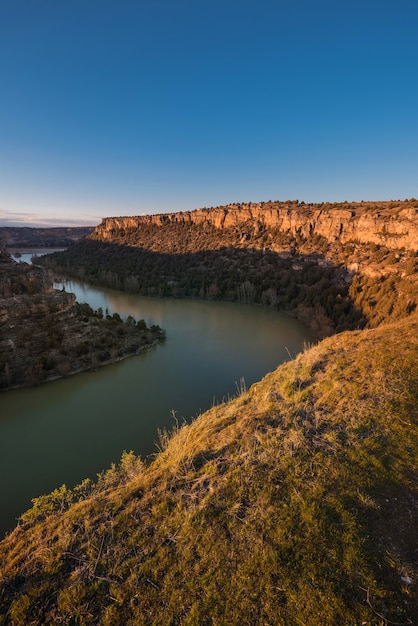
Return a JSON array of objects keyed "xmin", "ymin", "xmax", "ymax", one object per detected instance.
[{"xmin": 0, "ymin": 275, "xmax": 311, "ymax": 536}]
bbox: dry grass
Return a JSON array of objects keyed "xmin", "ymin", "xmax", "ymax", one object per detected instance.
[{"xmin": 0, "ymin": 314, "xmax": 417, "ymax": 625}]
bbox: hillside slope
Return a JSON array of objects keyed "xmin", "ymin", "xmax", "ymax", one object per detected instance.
[{"xmin": 1, "ymin": 314, "xmax": 417, "ymax": 625}]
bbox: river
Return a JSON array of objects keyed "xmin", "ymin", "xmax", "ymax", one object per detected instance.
[{"xmin": 0, "ymin": 263, "xmax": 311, "ymax": 537}]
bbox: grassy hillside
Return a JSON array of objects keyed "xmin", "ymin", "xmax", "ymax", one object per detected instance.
[{"xmin": 1, "ymin": 314, "xmax": 417, "ymax": 625}]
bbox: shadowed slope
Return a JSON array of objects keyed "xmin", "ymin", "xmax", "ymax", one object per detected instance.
[{"xmin": 41, "ymin": 205, "xmax": 418, "ymax": 338}]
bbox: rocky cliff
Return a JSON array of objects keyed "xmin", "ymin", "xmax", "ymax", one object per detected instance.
[{"xmin": 91, "ymin": 199, "xmax": 418, "ymax": 251}]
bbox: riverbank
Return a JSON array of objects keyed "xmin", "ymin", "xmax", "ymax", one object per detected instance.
[
  {"xmin": 0, "ymin": 251, "xmax": 165, "ymax": 391},
  {"xmin": 1, "ymin": 335, "xmax": 164, "ymax": 393}
]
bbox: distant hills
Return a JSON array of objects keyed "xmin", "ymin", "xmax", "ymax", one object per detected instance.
[{"xmin": 0, "ymin": 225, "xmax": 94, "ymax": 248}]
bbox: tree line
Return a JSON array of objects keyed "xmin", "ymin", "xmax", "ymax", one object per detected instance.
[{"xmin": 39, "ymin": 220, "xmax": 417, "ymax": 338}]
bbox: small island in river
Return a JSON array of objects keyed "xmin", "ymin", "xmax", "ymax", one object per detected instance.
[{"xmin": 0, "ymin": 246, "xmax": 165, "ymax": 391}]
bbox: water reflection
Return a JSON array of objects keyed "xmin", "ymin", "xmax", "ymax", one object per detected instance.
[{"xmin": 0, "ymin": 278, "xmax": 311, "ymax": 536}]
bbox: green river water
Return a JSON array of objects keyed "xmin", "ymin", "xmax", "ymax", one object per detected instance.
[{"xmin": 0, "ymin": 266, "xmax": 311, "ymax": 536}]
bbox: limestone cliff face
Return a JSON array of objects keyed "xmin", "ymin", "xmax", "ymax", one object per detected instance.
[{"xmin": 91, "ymin": 201, "xmax": 418, "ymax": 251}]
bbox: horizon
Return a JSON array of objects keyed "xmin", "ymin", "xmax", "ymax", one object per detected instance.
[
  {"xmin": 1, "ymin": 0, "xmax": 417, "ymax": 228},
  {"xmin": 1, "ymin": 196, "xmax": 417, "ymax": 230}
]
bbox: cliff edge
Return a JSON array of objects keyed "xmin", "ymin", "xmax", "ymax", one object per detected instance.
[{"xmin": 91, "ymin": 199, "xmax": 418, "ymax": 251}]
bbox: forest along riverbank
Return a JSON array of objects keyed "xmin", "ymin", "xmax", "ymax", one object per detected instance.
[
  {"xmin": 0, "ymin": 250, "xmax": 165, "ymax": 391},
  {"xmin": 0, "ymin": 277, "xmax": 311, "ymax": 537}
]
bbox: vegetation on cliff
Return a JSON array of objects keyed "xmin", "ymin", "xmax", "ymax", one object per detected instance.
[
  {"xmin": 41, "ymin": 201, "xmax": 418, "ymax": 338},
  {"xmin": 92, "ymin": 198, "xmax": 418, "ymax": 252},
  {"xmin": 0, "ymin": 253, "xmax": 165, "ymax": 391},
  {"xmin": 0, "ymin": 314, "xmax": 417, "ymax": 624}
]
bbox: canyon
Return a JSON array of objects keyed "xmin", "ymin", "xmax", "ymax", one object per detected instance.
[
  {"xmin": 42, "ymin": 199, "xmax": 417, "ymax": 340},
  {"xmin": 0, "ymin": 202, "xmax": 417, "ymax": 624}
]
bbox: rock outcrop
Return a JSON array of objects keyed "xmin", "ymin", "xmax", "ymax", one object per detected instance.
[
  {"xmin": 0, "ymin": 247, "xmax": 76, "ymax": 323},
  {"xmin": 91, "ymin": 200, "xmax": 418, "ymax": 251}
]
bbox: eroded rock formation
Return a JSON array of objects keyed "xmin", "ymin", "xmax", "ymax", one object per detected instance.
[{"xmin": 91, "ymin": 200, "xmax": 418, "ymax": 251}]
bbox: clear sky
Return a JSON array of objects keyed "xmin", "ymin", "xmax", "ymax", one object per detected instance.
[{"xmin": 1, "ymin": 0, "xmax": 417, "ymax": 227}]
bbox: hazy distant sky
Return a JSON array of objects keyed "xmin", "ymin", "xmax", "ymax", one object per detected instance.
[{"xmin": 1, "ymin": 0, "xmax": 417, "ymax": 227}]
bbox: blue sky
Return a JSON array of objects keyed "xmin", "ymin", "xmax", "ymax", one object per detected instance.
[{"xmin": 1, "ymin": 0, "xmax": 417, "ymax": 227}]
